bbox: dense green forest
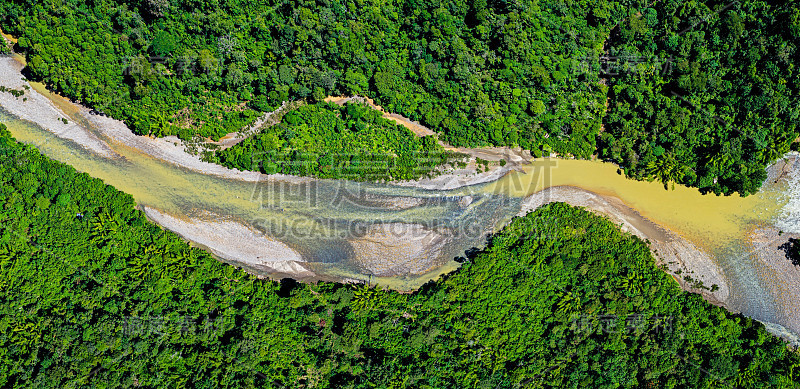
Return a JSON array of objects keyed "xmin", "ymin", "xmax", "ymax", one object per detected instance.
[
  {"xmin": 599, "ymin": 0, "xmax": 800, "ymax": 195},
  {"xmin": 1, "ymin": 125, "xmax": 798, "ymax": 387},
  {"xmin": 2, "ymin": 0, "xmax": 799, "ymax": 193},
  {"xmin": 210, "ymin": 101, "xmax": 464, "ymax": 181},
  {"xmin": 0, "ymin": 0, "xmax": 632, "ymax": 149}
]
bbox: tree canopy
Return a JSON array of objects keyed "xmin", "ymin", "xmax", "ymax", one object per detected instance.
[
  {"xmin": 0, "ymin": 125, "xmax": 797, "ymax": 387},
  {"xmin": 3, "ymin": 0, "xmax": 798, "ymax": 193},
  {"xmin": 0, "ymin": 0, "xmax": 628, "ymax": 150},
  {"xmin": 210, "ymin": 101, "xmax": 465, "ymax": 181},
  {"xmin": 599, "ymin": 0, "xmax": 800, "ymax": 195}
]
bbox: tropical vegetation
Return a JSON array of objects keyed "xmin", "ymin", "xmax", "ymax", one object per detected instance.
[
  {"xmin": 599, "ymin": 0, "xmax": 800, "ymax": 195},
  {"xmin": 210, "ymin": 101, "xmax": 464, "ymax": 181},
  {"xmin": 3, "ymin": 0, "xmax": 799, "ymax": 193},
  {"xmin": 1, "ymin": 125, "xmax": 797, "ymax": 387}
]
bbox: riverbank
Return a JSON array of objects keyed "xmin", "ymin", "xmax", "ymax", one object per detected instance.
[
  {"xmin": 519, "ymin": 183, "xmax": 800, "ymax": 347},
  {"xmin": 190, "ymin": 94, "xmax": 529, "ymax": 190},
  {"xmin": 3, "ymin": 54, "xmax": 800, "ymax": 345},
  {"xmin": 1, "ymin": 55, "xmax": 706, "ymax": 287},
  {"xmin": 519, "ymin": 185, "xmax": 730, "ymax": 306},
  {"xmin": 1, "ymin": 54, "xmax": 495, "ymax": 285},
  {"xmin": 747, "ymin": 226, "xmax": 800, "ymax": 344},
  {"xmin": 0, "ymin": 56, "xmax": 117, "ymax": 158},
  {"xmin": 142, "ymin": 207, "xmax": 314, "ymax": 279},
  {"xmin": 742, "ymin": 155, "xmax": 800, "ymax": 346},
  {"xmin": 0, "ymin": 56, "xmax": 316, "ymax": 184},
  {"xmin": 326, "ymin": 95, "xmax": 533, "ymax": 190}
]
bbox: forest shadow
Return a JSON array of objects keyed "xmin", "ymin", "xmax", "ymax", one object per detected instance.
[{"xmin": 778, "ymin": 238, "xmax": 800, "ymax": 267}]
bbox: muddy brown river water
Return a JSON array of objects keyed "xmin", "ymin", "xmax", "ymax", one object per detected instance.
[{"xmin": 2, "ymin": 56, "xmax": 799, "ymax": 345}]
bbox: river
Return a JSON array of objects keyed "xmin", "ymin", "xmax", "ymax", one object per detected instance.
[{"xmin": 1, "ymin": 56, "xmax": 799, "ymax": 344}]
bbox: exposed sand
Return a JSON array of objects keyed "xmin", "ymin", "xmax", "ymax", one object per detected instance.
[
  {"xmin": 83, "ymin": 110, "xmax": 278, "ymax": 182},
  {"xmin": 203, "ymin": 100, "xmax": 295, "ymax": 150},
  {"xmin": 142, "ymin": 207, "xmax": 313, "ymax": 279},
  {"xmin": 0, "ymin": 60, "xmax": 525, "ymax": 192},
  {"xmin": 5, "ymin": 52, "xmax": 800, "ymax": 346},
  {"xmin": 739, "ymin": 155, "xmax": 800, "ymax": 345},
  {"xmin": 515, "ymin": 165, "xmax": 800, "ymax": 346},
  {"xmin": 0, "ymin": 55, "xmax": 318, "ymax": 277},
  {"xmin": 326, "ymin": 95, "xmax": 533, "ymax": 190},
  {"xmin": 326, "ymin": 96, "xmax": 438, "ymax": 137},
  {"xmin": 0, "ymin": 56, "xmax": 116, "ymax": 158},
  {"xmin": 747, "ymin": 226, "xmax": 800, "ymax": 345},
  {"xmin": 393, "ymin": 148, "xmax": 533, "ymax": 190},
  {"xmin": 520, "ymin": 186, "xmax": 730, "ymax": 305},
  {"xmin": 0, "ymin": 55, "xmax": 317, "ymax": 185},
  {"xmin": 0, "ymin": 54, "xmax": 767, "ymax": 298},
  {"xmin": 349, "ymin": 222, "xmax": 451, "ymax": 276}
]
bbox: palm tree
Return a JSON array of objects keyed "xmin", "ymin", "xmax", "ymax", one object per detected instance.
[
  {"xmin": 90, "ymin": 211, "xmax": 119, "ymax": 245},
  {"xmin": 645, "ymin": 153, "xmax": 686, "ymax": 190},
  {"xmin": 351, "ymin": 284, "xmax": 382, "ymax": 314},
  {"xmin": 149, "ymin": 112, "xmax": 171, "ymax": 137},
  {"xmin": 618, "ymin": 271, "xmax": 643, "ymax": 296},
  {"xmin": 556, "ymin": 292, "xmax": 581, "ymax": 314},
  {"xmin": 706, "ymin": 149, "xmax": 732, "ymax": 173},
  {"xmin": 0, "ymin": 243, "xmax": 13, "ymax": 265},
  {"xmin": 758, "ymin": 135, "xmax": 792, "ymax": 165}
]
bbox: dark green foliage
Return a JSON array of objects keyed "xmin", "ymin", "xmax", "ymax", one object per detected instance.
[
  {"xmin": 782, "ymin": 238, "xmax": 800, "ymax": 267},
  {"xmin": 212, "ymin": 102, "xmax": 463, "ymax": 181},
  {"xmin": 0, "ymin": 0, "xmax": 638, "ymax": 149},
  {"xmin": 600, "ymin": 0, "xmax": 800, "ymax": 195},
  {"xmin": 0, "ymin": 125, "xmax": 797, "ymax": 387},
  {"xmin": 150, "ymin": 31, "xmax": 177, "ymax": 56},
  {"xmin": 4, "ymin": 0, "xmax": 798, "ymax": 193},
  {"xmin": 0, "ymin": 85, "xmax": 25, "ymax": 98}
]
